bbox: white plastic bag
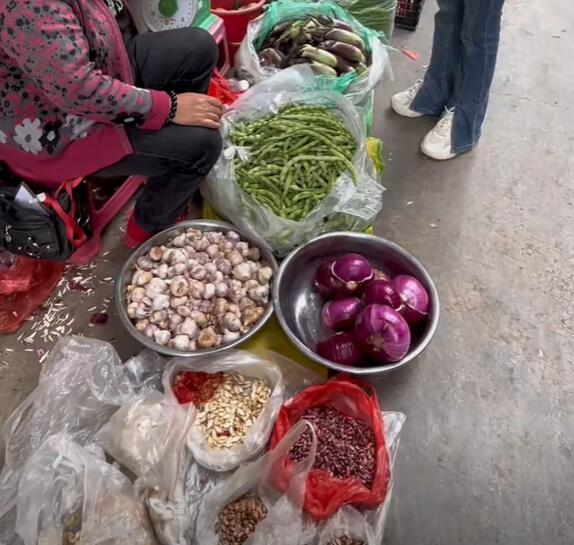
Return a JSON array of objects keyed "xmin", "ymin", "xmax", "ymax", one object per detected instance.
[
  {"xmin": 124, "ymin": 348, "xmax": 169, "ymax": 391},
  {"xmin": 235, "ymin": 0, "xmax": 390, "ymax": 105},
  {"xmin": 0, "ymin": 337, "xmax": 135, "ymax": 545},
  {"xmin": 316, "ymin": 412, "xmax": 406, "ymax": 545},
  {"xmin": 96, "ymin": 392, "xmax": 193, "ymax": 492},
  {"xmin": 162, "ymin": 350, "xmax": 285, "ymax": 472},
  {"xmin": 195, "ymin": 420, "xmax": 317, "ymax": 545},
  {"xmin": 96, "ymin": 392, "xmax": 195, "ymax": 545},
  {"xmin": 203, "ymin": 66, "xmax": 383, "ymax": 256},
  {"xmin": 15, "ymin": 433, "xmax": 156, "ymax": 545}
]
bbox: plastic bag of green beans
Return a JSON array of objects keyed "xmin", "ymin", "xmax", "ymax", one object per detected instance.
[
  {"xmin": 235, "ymin": 0, "xmax": 390, "ymax": 106},
  {"xmin": 202, "ymin": 66, "xmax": 383, "ymax": 257}
]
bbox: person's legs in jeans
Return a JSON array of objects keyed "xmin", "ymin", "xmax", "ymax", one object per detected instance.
[
  {"xmin": 449, "ymin": 0, "xmax": 505, "ymax": 153},
  {"xmin": 95, "ymin": 27, "xmax": 221, "ymax": 237},
  {"xmin": 411, "ymin": 0, "xmax": 465, "ymax": 115}
]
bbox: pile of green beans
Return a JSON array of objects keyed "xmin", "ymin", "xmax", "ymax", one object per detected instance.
[{"xmin": 231, "ymin": 104, "xmax": 358, "ymax": 221}]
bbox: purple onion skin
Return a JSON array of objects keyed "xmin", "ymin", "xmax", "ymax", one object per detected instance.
[
  {"xmin": 355, "ymin": 304, "xmax": 411, "ymax": 363},
  {"xmin": 321, "ymin": 297, "xmax": 362, "ymax": 331},
  {"xmin": 391, "ymin": 275, "xmax": 430, "ymax": 324},
  {"xmin": 331, "ymin": 253, "xmax": 374, "ymax": 296},
  {"xmin": 317, "ymin": 332, "xmax": 362, "ymax": 366},
  {"xmin": 362, "ymin": 280, "xmax": 402, "ymax": 309},
  {"xmin": 314, "ymin": 260, "xmax": 342, "ymax": 298}
]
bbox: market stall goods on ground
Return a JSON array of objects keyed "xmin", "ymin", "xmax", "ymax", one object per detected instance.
[
  {"xmin": 124, "ymin": 226, "xmax": 275, "ymax": 352},
  {"xmin": 231, "ymin": 104, "xmax": 358, "ymax": 221},
  {"xmin": 257, "ymin": 16, "xmax": 371, "ymax": 78},
  {"xmin": 0, "ymin": 1, "xmax": 413, "ymax": 543},
  {"xmin": 235, "ymin": 0, "xmax": 390, "ymax": 107},
  {"xmin": 192, "ymin": 372, "xmax": 272, "ymax": 449},
  {"xmin": 215, "ymin": 493, "xmax": 269, "ymax": 545},
  {"xmin": 314, "ymin": 252, "xmax": 430, "ymax": 365},
  {"xmin": 0, "ymin": 338, "xmax": 405, "ymax": 545},
  {"xmin": 205, "ymin": 69, "xmax": 384, "ymax": 256}
]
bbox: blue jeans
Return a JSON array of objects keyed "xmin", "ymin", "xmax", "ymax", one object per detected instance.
[{"xmin": 412, "ymin": 0, "xmax": 505, "ymax": 153}]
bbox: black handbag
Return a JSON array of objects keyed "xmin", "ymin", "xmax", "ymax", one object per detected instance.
[{"xmin": 0, "ymin": 175, "xmax": 92, "ymax": 262}]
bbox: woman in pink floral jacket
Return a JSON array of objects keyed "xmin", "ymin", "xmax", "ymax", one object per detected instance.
[{"xmin": 0, "ymin": 0, "xmax": 223, "ymax": 247}]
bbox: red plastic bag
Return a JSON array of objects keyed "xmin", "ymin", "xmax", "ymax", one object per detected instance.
[
  {"xmin": 0, "ymin": 254, "xmax": 64, "ymax": 334},
  {"xmin": 269, "ymin": 375, "xmax": 390, "ymax": 520},
  {"xmin": 207, "ymin": 69, "xmax": 240, "ymax": 106}
]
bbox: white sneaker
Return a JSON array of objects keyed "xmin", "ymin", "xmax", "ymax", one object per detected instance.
[
  {"xmin": 391, "ymin": 80, "xmax": 424, "ymax": 118},
  {"xmin": 421, "ymin": 109, "xmax": 457, "ymax": 160}
]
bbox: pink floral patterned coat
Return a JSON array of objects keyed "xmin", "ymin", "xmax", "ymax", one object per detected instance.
[{"xmin": 0, "ymin": 0, "xmax": 171, "ymax": 183}]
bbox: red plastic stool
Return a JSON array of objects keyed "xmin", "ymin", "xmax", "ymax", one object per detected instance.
[
  {"xmin": 66, "ymin": 175, "xmax": 145, "ymax": 265},
  {"xmin": 208, "ymin": 16, "xmax": 231, "ymax": 76}
]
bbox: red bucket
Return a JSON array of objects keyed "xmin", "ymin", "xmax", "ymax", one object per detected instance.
[{"xmin": 211, "ymin": 0, "xmax": 266, "ymax": 44}]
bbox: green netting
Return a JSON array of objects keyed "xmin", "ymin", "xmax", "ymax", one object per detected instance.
[{"xmin": 334, "ymin": 0, "xmax": 397, "ymax": 42}]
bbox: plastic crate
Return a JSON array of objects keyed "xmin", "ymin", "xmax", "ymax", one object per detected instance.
[{"xmin": 395, "ymin": 0, "xmax": 425, "ymax": 30}]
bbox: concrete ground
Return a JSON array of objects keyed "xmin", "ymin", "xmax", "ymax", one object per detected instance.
[{"xmin": 1, "ymin": 0, "xmax": 573, "ymax": 543}]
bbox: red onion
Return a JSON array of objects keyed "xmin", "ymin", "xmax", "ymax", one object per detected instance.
[
  {"xmin": 331, "ymin": 253, "xmax": 373, "ymax": 296},
  {"xmin": 321, "ymin": 297, "xmax": 362, "ymax": 331},
  {"xmin": 314, "ymin": 260, "xmax": 341, "ymax": 297},
  {"xmin": 362, "ymin": 280, "xmax": 402, "ymax": 309},
  {"xmin": 317, "ymin": 332, "xmax": 362, "ymax": 366},
  {"xmin": 391, "ymin": 275, "xmax": 430, "ymax": 324},
  {"xmin": 355, "ymin": 304, "xmax": 411, "ymax": 363}
]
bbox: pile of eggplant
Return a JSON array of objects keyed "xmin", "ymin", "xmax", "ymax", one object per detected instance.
[{"xmin": 257, "ymin": 15, "xmax": 370, "ymax": 77}]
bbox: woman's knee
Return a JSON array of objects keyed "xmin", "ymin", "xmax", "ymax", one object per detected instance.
[
  {"xmin": 175, "ymin": 126, "xmax": 222, "ymax": 176},
  {"xmin": 199, "ymin": 128, "xmax": 223, "ymax": 173},
  {"xmin": 179, "ymin": 27, "xmax": 219, "ymax": 69}
]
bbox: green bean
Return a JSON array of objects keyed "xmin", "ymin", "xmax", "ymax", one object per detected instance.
[{"xmin": 281, "ymin": 155, "xmax": 345, "ymax": 198}]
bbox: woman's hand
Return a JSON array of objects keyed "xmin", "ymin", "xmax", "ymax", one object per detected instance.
[{"xmin": 172, "ymin": 92, "xmax": 224, "ymax": 129}]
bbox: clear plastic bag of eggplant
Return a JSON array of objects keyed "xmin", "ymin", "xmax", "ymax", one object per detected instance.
[
  {"xmin": 203, "ymin": 67, "xmax": 383, "ymax": 256},
  {"xmin": 235, "ymin": 0, "xmax": 391, "ymax": 106}
]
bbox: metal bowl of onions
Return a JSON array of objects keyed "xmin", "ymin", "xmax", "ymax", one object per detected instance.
[
  {"xmin": 116, "ymin": 220, "xmax": 278, "ymax": 358},
  {"xmin": 272, "ymin": 232, "xmax": 440, "ymax": 375}
]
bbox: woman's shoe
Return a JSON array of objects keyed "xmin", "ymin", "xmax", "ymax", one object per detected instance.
[
  {"xmin": 421, "ymin": 109, "xmax": 458, "ymax": 160},
  {"xmin": 124, "ymin": 209, "xmax": 193, "ymax": 249},
  {"xmin": 391, "ymin": 80, "xmax": 425, "ymax": 118},
  {"xmin": 124, "ymin": 213, "xmax": 153, "ymax": 249}
]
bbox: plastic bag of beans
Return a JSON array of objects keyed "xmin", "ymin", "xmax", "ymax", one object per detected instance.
[
  {"xmin": 195, "ymin": 420, "xmax": 317, "ymax": 545},
  {"xmin": 317, "ymin": 412, "xmax": 406, "ymax": 545},
  {"xmin": 162, "ymin": 350, "xmax": 286, "ymax": 472},
  {"xmin": 269, "ymin": 375, "xmax": 390, "ymax": 520}
]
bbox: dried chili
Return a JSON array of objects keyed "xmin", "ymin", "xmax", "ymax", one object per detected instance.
[{"xmin": 172, "ymin": 371, "xmax": 224, "ymax": 406}]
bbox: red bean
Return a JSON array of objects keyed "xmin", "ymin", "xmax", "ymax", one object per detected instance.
[{"xmin": 290, "ymin": 406, "xmax": 376, "ymax": 488}]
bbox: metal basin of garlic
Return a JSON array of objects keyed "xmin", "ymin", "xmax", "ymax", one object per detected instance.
[{"xmin": 116, "ymin": 221, "xmax": 277, "ymax": 356}]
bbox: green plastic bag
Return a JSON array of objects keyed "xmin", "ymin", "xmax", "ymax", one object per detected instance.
[{"xmin": 235, "ymin": 0, "xmax": 390, "ymax": 106}]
